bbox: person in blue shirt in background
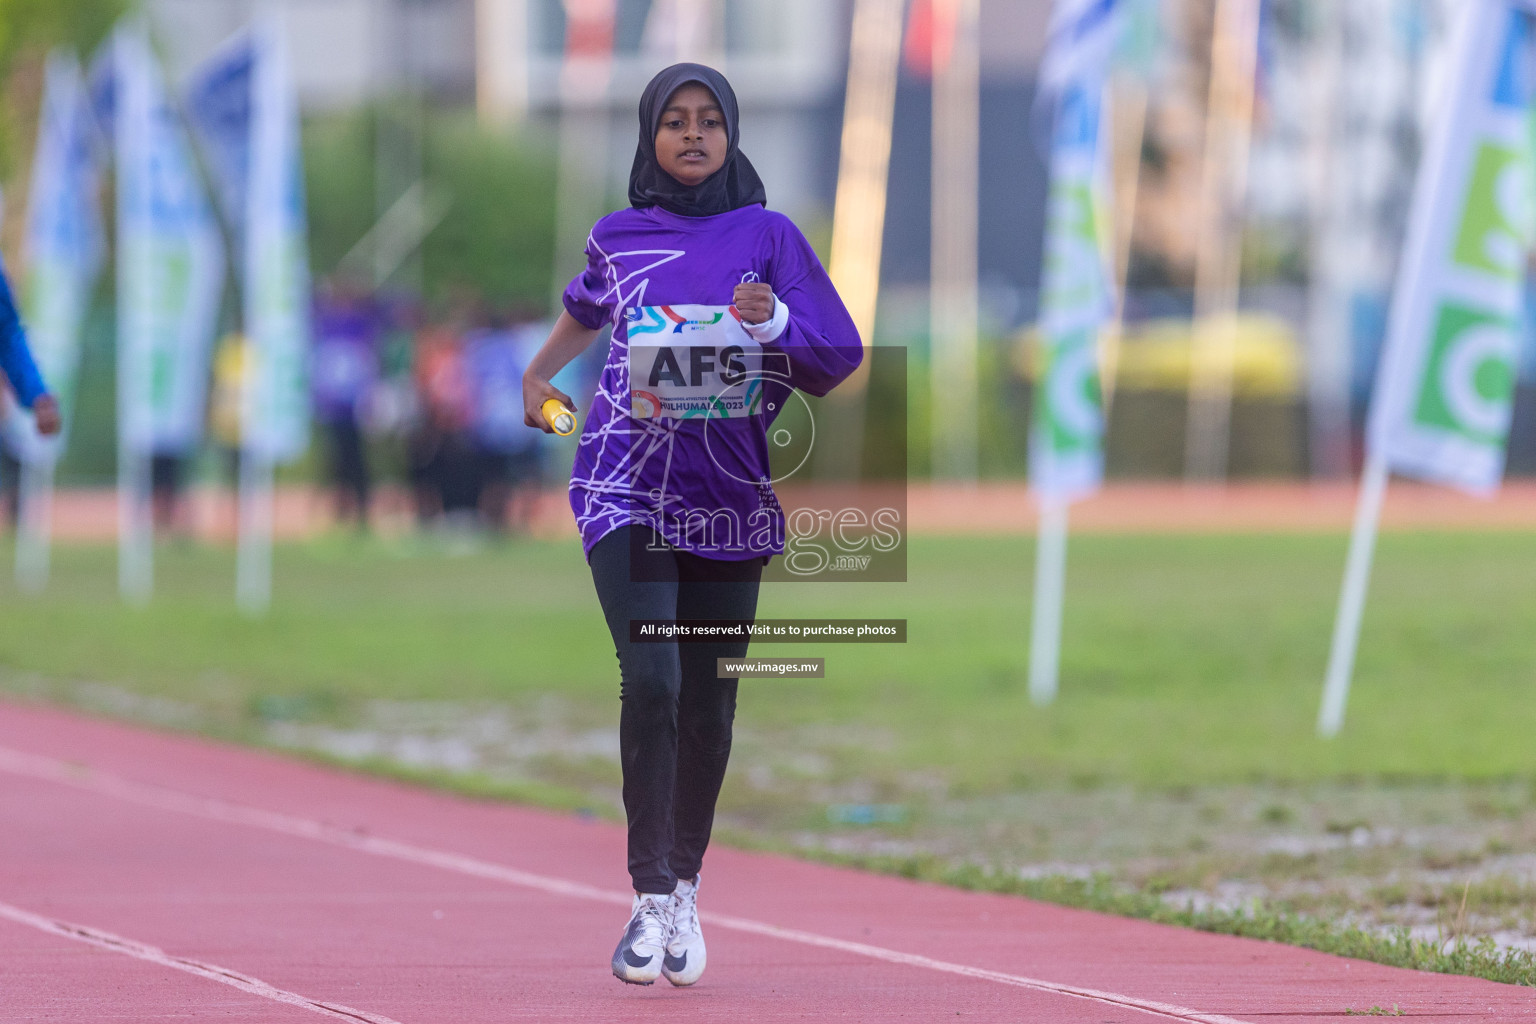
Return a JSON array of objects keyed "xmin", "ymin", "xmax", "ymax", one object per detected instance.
[
  {"xmin": 463, "ymin": 309, "xmax": 546, "ymax": 534},
  {"xmin": 0, "ymin": 256, "xmax": 61, "ymax": 443},
  {"xmin": 312, "ymin": 278, "xmax": 381, "ymax": 530}
]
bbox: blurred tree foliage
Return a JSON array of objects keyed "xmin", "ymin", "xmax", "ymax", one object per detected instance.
[
  {"xmin": 0, "ymin": 0, "xmax": 126, "ymax": 178},
  {"xmin": 303, "ymin": 107, "xmax": 559, "ymax": 314}
]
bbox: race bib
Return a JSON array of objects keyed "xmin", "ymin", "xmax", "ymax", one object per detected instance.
[{"xmin": 626, "ymin": 304, "xmax": 778, "ymax": 420}]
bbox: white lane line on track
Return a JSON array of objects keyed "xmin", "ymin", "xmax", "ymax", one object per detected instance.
[
  {"xmin": 0, "ymin": 899, "xmax": 404, "ymax": 1024},
  {"xmin": 0, "ymin": 744, "xmax": 1250, "ymax": 1024}
]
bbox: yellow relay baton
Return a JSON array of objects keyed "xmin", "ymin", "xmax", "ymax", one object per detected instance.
[{"xmin": 541, "ymin": 398, "xmax": 577, "ymax": 436}]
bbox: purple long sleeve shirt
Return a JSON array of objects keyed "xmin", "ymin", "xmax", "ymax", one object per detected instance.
[{"xmin": 563, "ymin": 204, "xmax": 862, "ymax": 561}]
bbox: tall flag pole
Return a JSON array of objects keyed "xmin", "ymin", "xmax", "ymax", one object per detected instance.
[
  {"xmin": 1029, "ymin": 0, "xmax": 1121, "ymax": 705},
  {"xmin": 239, "ymin": 14, "xmax": 311, "ymax": 613},
  {"xmin": 1183, "ymin": 0, "xmax": 1262, "ymax": 481},
  {"xmin": 829, "ymin": 0, "xmax": 904, "ymax": 352},
  {"xmin": 929, "ymin": 0, "xmax": 981, "ymax": 484},
  {"xmin": 475, "ymin": 0, "xmax": 531, "ymax": 128},
  {"xmin": 14, "ymin": 52, "xmax": 105, "ymax": 593},
  {"xmin": 1320, "ymin": 0, "xmax": 1536, "ymax": 736},
  {"xmin": 186, "ymin": 18, "xmax": 311, "ymax": 613},
  {"xmin": 103, "ymin": 20, "xmax": 226, "ymax": 603},
  {"xmin": 1100, "ymin": 0, "xmax": 1160, "ymax": 417},
  {"xmin": 1302, "ymin": 0, "xmax": 1352, "ymax": 480},
  {"xmin": 110, "ymin": 22, "xmax": 155, "ymax": 605},
  {"xmin": 812, "ymin": 0, "xmax": 904, "ymax": 482}
]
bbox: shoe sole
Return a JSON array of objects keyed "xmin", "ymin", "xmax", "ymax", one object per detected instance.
[
  {"xmin": 611, "ymin": 961, "xmax": 661, "ymax": 985},
  {"xmin": 611, "ymin": 947, "xmax": 663, "ymax": 985}
]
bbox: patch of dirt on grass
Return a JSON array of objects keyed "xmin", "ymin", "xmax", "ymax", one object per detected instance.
[
  {"xmin": 790, "ymin": 780, "xmax": 1536, "ymax": 954},
  {"xmin": 264, "ymin": 696, "xmax": 621, "ymax": 794},
  {"xmin": 253, "ymin": 697, "xmax": 1536, "ymax": 953}
]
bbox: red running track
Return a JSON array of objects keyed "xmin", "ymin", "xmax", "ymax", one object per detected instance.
[{"xmin": 0, "ymin": 700, "xmax": 1531, "ymax": 1023}]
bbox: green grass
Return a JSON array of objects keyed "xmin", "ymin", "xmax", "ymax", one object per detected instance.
[
  {"xmin": 822, "ymin": 853, "xmax": 1536, "ymax": 988},
  {"xmin": 4, "ymin": 531, "xmax": 1536, "ymax": 787},
  {"xmin": 6, "ymin": 530, "xmax": 1536, "ymax": 988}
]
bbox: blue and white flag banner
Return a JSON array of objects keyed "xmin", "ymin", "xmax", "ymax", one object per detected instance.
[
  {"xmin": 1037, "ymin": 0, "xmax": 1125, "ymax": 98},
  {"xmin": 241, "ymin": 18, "xmax": 310, "ymax": 464},
  {"xmin": 1370, "ymin": 1, "xmax": 1536, "ymax": 494},
  {"xmin": 184, "ymin": 30, "xmax": 255, "ymax": 248},
  {"xmin": 1030, "ymin": 0, "xmax": 1120, "ymax": 502},
  {"xmin": 112, "ymin": 22, "xmax": 225, "ymax": 457},
  {"xmin": 15, "ymin": 51, "xmax": 104, "ymax": 464}
]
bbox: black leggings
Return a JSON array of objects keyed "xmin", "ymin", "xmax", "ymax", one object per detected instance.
[{"xmin": 588, "ymin": 525, "xmax": 762, "ymax": 894}]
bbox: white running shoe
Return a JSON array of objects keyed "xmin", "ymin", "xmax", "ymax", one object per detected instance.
[
  {"xmin": 611, "ymin": 892, "xmax": 670, "ymax": 985},
  {"xmin": 662, "ymin": 874, "xmax": 707, "ymax": 986}
]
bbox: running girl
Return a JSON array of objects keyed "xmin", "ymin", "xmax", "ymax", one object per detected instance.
[{"xmin": 521, "ymin": 63, "xmax": 862, "ymax": 987}]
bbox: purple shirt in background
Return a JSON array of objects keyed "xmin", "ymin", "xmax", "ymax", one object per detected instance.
[
  {"xmin": 562, "ymin": 204, "xmax": 862, "ymax": 561},
  {"xmin": 311, "ymin": 301, "xmax": 379, "ymax": 424},
  {"xmin": 464, "ymin": 326, "xmax": 538, "ymax": 453}
]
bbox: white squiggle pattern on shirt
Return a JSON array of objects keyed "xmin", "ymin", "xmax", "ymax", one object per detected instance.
[{"xmin": 569, "ymin": 234, "xmax": 693, "ymax": 549}]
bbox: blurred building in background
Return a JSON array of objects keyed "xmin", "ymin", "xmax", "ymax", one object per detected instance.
[
  {"xmin": 148, "ymin": 0, "xmax": 479, "ymax": 108},
  {"xmin": 146, "ymin": 0, "xmax": 1054, "ymax": 306},
  {"xmin": 1242, "ymin": 0, "xmax": 1458, "ymax": 475}
]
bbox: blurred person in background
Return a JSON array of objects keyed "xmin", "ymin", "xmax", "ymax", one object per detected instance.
[
  {"xmin": 209, "ymin": 331, "xmax": 248, "ymax": 535},
  {"xmin": 0, "ymin": 396, "xmax": 25, "ymax": 530},
  {"xmin": 0, "ymin": 254, "xmax": 62, "ymax": 514},
  {"xmin": 359, "ymin": 294, "xmax": 426, "ymax": 522},
  {"xmin": 505, "ymin": 320, "xmax": 554, "ymax": 532},
  {"xmin": 410, "ymin": 313, "xmax": 477, "ymax": 527},
  {"xmin": 463, "ymin": 308, "xmax": 545, "ymax": 534},
  {"xmin": 149, "ymin": 449, "xmax": 190, "ymax": 538},
  {"xmin": 312, "ymin": 278, "xmax": 381, "ymax": 530}
]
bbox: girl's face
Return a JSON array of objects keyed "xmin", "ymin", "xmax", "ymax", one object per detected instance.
[{"xmin": 654, "ymin": 83, "xmax": 727, "ymax": 187}]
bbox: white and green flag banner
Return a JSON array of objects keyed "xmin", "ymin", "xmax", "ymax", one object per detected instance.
[
  {"xmin": 1031, "ymin": 0, "xmax": 1118, "ymax": 501},
  {"xmin": 242, "ymin": 20, "xmax": 310, "ymax": 464},
  {"xmin": 13, "ymin": 51, "xmax": 104, "ymax": 464},
  {"xmin": 107, "ymin": 22, "xmax": 225, "ymax": 457},
  {"xmin": 1370, "ymin": 1, "xmax": 1536, "ymax": 494}
]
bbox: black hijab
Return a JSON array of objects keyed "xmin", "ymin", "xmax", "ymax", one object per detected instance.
[{"xmin": 628, "ymin": 63, "xmax": 767, "ymax": 218}]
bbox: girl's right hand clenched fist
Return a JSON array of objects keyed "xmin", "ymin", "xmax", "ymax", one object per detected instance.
[{"xmin": 732, "ymin": 282, "xmax": 775, "ymax": 326}]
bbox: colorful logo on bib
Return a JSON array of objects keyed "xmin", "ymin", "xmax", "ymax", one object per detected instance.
[
  {"xmin": 628, "ymin": 305, "xmax": 730, "ymax": 336},
  {"xmin": 626, "ymin": 304, "xmax": 769, "ymax": 420}
]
